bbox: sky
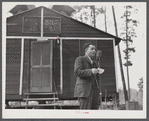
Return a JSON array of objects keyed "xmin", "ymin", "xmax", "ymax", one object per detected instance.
[{"xmin": 2, "ymin": 2, "xmax": 146, "ymax": 91}]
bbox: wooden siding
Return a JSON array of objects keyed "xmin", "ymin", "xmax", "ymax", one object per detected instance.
[
  {"xmin": 7, "ymin": 8, "xmax": 41, "ymax": 37},
  {"xmin": 61, "ymin": 39, "xmax": 116, "ymax": 99},
  {"xmin": 6, "ymin": 39, "xmax": 21, "ymax": 99},
  {"xmin": 7, "ymin": 6, "xmax": 121, "ymax": 45},
  {"xmin": 61, "ymin": 40, "xmax": 79, "ymax": 99},
  {"xmin": 53, "ymin": 40, "xmax": 60, "ymax": 93},
  {"xmin": 97, "ymin": 40, "xmax": 116, "ymax": 94},
  {"xmin": 22, "ymin": 39, "xmax": 31, "ymax": 94},
  {"xmin": 6, "ymin": 39, "xmax": 31, "ymax": 100}
]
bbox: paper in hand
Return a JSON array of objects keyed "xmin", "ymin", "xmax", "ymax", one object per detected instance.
[{"xmin": 98, "ymin": 68, "xmax": 105, "ymax": 74}]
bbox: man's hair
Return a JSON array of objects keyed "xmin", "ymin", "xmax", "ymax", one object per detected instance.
[{"xmin": 83, "ymin": 43, "xmax": 94, "ymax": 52}]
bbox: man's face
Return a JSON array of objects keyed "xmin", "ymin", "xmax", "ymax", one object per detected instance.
[{"xmin": 86, "ymin": 45, "xmax": 96, "ymax": 58}]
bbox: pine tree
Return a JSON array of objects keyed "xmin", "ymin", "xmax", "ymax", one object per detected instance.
[
  {"xmin": 120, "ymin": 5, "xmax": 138, "ymax": 100},
  {"xmin": 137, "ymin": 77, "xmax": 143, "ymax": 92}
]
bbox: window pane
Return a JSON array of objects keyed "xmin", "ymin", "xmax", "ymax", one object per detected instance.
[
  {"xmin": 32, "ymin": 68, "xmax": 41, "ymax": 87},
  {"xmin": 32, "ymin": 43, "xmax": 41, "ymax": 65},
  {"xmin": 42, "ymin": 42, "xmax": 51, "ymax": 65},
  {"xmin": 41, "ymin": 67, "xmax": 50, "ymax": 87}
]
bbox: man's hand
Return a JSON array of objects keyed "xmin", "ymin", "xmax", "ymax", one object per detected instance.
[
  {"xmin": 92, "ymin": 68, "xmax": 105, "ymax": 74},
  {"xmin": 92, "ymin": 68, "xmax": 100, "ymax": 74},
  {"xmin": 98, "ymin": 68, "xmax": 105, "ymax": 74}
]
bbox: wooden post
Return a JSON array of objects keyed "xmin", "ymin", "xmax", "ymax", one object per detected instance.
[
  {"xmin": 41, "ymin": 7, "xmax": 43, "ymax": 37},
  {"xmin": 19, "ymin": 38, "xmax": 24, "ymax": 95},
  {"xmin": 93, "ymin": 5, "xmax": 96, "ymax": 28},
  {"xmin": 60, "ymin": 38, "xmax": 63, "ymax": 94},
  {"xmin": 104, "ymin": 6, "xmax": 107, "ymax": 32},
  {"xmin": 90, "ymin": 5, "xmax": 96, "ymax": 27},
  {"xmin": 112, "ymin": 6, "xmax": 129, "ymax": 109},
  {"xmin": 105, "ymin": 90, "xmax": 107, "ymax": 109}
]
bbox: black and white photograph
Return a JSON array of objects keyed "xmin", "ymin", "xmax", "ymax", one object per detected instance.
[{"xmin": 2, "ymin": 2, "xmax": 146, "ymax": 119}]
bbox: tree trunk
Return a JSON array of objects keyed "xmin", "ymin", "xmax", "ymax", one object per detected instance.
[
  {"xmin": 125, "ymin": 6, "xmax": 131, "ymax": 101},
  {"xmin": 92, "ymin": 5, "xmax": 96, "ymax": 27},
  {"xmin": 104, "ymin": 6, "xmax": 107, "ymax": 32},
  {"xmin": 112, "ymin": 6, "xmax": 129, "ymax": 109}
]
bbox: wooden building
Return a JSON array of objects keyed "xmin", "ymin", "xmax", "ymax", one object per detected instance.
[{"xmin": 6, "ymin": 6, "xmax": 122, "ymax": 108}]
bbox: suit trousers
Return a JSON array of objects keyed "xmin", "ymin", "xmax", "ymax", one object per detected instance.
[{"xmin": 78, "ymin": 84, "xmax": 99, "ymax": 110}]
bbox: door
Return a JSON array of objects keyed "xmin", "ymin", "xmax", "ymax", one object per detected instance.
[{"xmin": 30, "ymin": 40, "xmax": 53, "ymax": 92}]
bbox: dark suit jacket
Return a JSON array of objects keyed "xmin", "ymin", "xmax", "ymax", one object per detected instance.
[{"xmin": 74, "ymin": 55, "xmax": 100, "ymax": 98}]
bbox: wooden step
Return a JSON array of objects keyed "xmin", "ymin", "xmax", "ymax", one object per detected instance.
[
  {"xmin": 24, "ymin": 103, "xmax": 60, "ymax": 107},
  {"xmin": 8, "ymin": 103, "xmax": 61, "ymax": 107},
  {"xmin": 24, "ymin": 92, "xmax": 58, "ymax": 95},
  {"xmin": 23, "ymin": 98, "xmax": 58, "ymax": 101},
  {"xmin": 9, "ymin": 103, "xmax": 80, "ymax": 108},
  {"xmin": 23, "ymin": 103, "xmax": 79, "ymax": 107}
]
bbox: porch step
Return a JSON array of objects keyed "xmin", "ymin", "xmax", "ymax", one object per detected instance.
[
  {"xmin": 24, "ymin": 92, "xmax": 58, "ymax": 95},
  {"xmin": 9, "ymin": 103, "xmax": 60, "ymax": 108},
  {"xmin": 25, "ymin": 103, "xmax": 79, "ymax": 107},
  {"xmin": 23, "ymin": 98, "xmax": 58, "ymax": 101},
  {"xmin": 24, "ymin": 103, "xmax": 60, "ymax": 107},
  {"xmin": 8, "ymin": 100, "xmax": 80, "ymax": 108}
]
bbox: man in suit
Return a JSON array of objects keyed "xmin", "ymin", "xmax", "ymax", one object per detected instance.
[{"xmin": 74, "ymin": 43, "xmax": 102, "ymax": 110}]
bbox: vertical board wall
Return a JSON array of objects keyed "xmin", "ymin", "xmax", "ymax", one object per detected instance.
[
  {"xmin": 6, "ymin": 39, "xmax": 21, "ymax": 99},
  {"xmin": 6, "ymin": 39, "xmax": 31, "ymax": 100},
  {"xmin": 61, "ymin": 39, "xmax": 116, "ymax": 99}
]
